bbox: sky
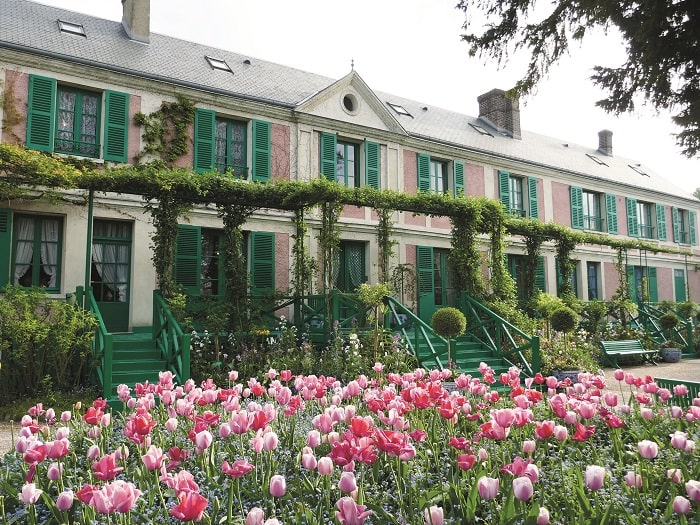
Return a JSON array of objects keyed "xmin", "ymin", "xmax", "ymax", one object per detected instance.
[{"xmin": 30, "ymin": 0, "xmax": 700, "ymax": 197}]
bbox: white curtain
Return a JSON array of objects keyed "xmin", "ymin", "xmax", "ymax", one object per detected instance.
[
  {"xmin": 40, "ymin": 219, "xmax": 58, "ymax": 288},
  {"xmin": 13, "ymin": 217, "xmax": 34, "ymax": 284},
  {"xmin": 92, "ymin": 222, "xmax": 129, "ymax": 302}
]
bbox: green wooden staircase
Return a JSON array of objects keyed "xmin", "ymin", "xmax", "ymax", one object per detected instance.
[{"xmin": 110, "ymin": 331, "xmax": 168, "ymax": 394}]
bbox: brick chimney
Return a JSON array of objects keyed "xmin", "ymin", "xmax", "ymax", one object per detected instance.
[
  {"xmin": 477, "ymin": 89, "xmax": 521, "ymax": 139},
  {"xmin": 598, "ymin": 129, "xmax": 613, "ymax": 156},
  {"xmin": 122, "ymin": 0, "xmax": 150, "ymax": 43}
]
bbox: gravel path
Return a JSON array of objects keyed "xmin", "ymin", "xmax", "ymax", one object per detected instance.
[{"xmin": 1, "ymin": 358, "xmax": 698, "ymax": 455}]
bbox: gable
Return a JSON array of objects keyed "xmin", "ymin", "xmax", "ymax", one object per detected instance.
[{"xmin": 295, "ymin": 71, "xmax": 406, "ymax": 135}]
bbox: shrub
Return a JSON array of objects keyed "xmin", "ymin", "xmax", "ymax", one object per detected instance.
[{"xmin": 550, "ymin": 307, "xmax": 578, "ymax": 333}]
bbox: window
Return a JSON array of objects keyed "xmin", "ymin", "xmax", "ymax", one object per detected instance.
[
  {"xmin": 672, "ymin": 207, "xmax": 697, "ymax": 245},
  {"xmin": 586, "ymin": 262, "xmax": 600, "ymax": 300},
  {"xmin": 55, "ymin": 86, "xmax": 101, "ymax": 157},
  {"xmin": 582, "ymin": 191, "xmax": 602, "ymax": 231},
  {"xmin": 335, "ymin": 140, "xmax": 359, "ymax": 188},
  {"xmin": 417, "ymin": 154, "xmax": 464, "ymax": 197},
  {"xmin": 386, "ymin": 102, "xmax": 411, "ymax": 117},
  {"xmin": 430, "ymin": 159, "xmax": 447, "ymax": 193},
  {"xmin": 57, "ymin": 20, "xmax": 86, "ymax": 37},
  {"xmin": 175, "ymin": 226, "xmax": 275, "ymax": 296},
  {"xmin": 91, "ymin": 220, "xmax": 131, "ymax": 303},
  {"xmin": 499, "ymin": 171, "xmax": 538, "ymax": 219},
  {"xmin": 469, "ymin": 123, "xmax": 493, "ymax": 137},
  {"xmin": 626, "ymin": 265, "xmax": 658, "ymax": 303},
  {"xmin": 194, "ymin": 109, "xmax": 270, "ymax": 182},
  {"xmin": 12, "ymin": 214, "xmax": 62, "ymax": 291},
  {"xmin": 26, "ymin": 75, "xmax": 129, "ymax": 162},
  {"xmin": 214, "ymin": 118, "xmax": 247, "ymax": 177},
  {"xmin": 205, "ymin": 56, "xmax": 232, "ymax": 72},
  {"xmin": 636, "ymin": 201, "xmax": 654, "ymax": 239},
  {"xmin": 571, "ymin": 187, "xmax": 617, "ymax": 233}
]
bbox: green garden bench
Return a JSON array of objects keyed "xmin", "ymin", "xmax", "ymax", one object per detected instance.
[{"xmin": 599, "ymin": 339, "xmax": 658, "ymax": 368}]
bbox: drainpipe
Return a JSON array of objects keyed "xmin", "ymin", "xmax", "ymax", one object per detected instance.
[{"xmin": 84, "ymin": 189, "xmax": 94, "ymax": 305}]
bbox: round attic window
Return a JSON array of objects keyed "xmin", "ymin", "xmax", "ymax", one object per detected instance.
[{"xmin": 342, "ymin": 93, "xmax": 359, "ymax": 115}]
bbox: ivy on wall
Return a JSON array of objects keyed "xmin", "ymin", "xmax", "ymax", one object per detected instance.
[
  {"xmin": 133, "ymin": 95, "xmax": 195, "ymax": 165},
  {"xmin": 375, "ymin": 206, "xmax": 397, "ymax": 284},
  {"xmin": 290, "ymin": 208, "xmax": 317, "ymax": 299},
  {"xmin": 449, "ymin": 198, "xmax": 487, "ymax": 300}
]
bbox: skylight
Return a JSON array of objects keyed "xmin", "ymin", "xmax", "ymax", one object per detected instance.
[
  {"xmin": 586, "ymin": 154, "xmax": 608, "ymax": 166},
  {"xmin": 629, "ymin": 164, "xmax": 649, "ymax": 177},
  {"xmin": 470, "ymin": 123, "xmax": 493, "ymax": 137},
  {"xmin": 205, "ymin": 56, "xmax": 232, "ymax": 73},
  {"xmin": 57, "ymin": 20, "xmax": 86, "ymax": 37},
  {"xmin": 386, "ymin": 102, "xmax": 412, "ymax": 117}
]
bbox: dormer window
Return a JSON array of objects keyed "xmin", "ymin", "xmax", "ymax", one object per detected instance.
[
  {"xmin": 57, "ymin": 20, "xmax": 86, "ymax": 37},
  {"xmin": 205, "ymin": 56, "xmax": 232, "ymax": 73},
  {"xmin": 386, "ymin": 102, "xmax": 411, "ymax": 117}
]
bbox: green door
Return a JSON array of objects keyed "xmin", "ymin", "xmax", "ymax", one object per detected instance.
[
  {"xmin": 417, "ymin": 246, "xmax": 454, "ymax": 323},
  {"xmin": 674, "ymin": 269, "xmax": 687, "ymax": 302},
  {"xmin": 91, "ymin": 220, "xmax": 131, "ymax": 332},
  {"xmin": 335, "ymin": 241, "xmax": 366, "ymax": 293}
]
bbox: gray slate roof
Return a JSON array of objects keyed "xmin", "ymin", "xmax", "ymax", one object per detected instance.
[{"xmin": 1, "ymin": 0, "xmax": 696, "ymax": 202}]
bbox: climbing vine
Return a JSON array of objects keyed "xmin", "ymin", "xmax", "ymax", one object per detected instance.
[
  {"xmin": 218, "ymin": 204, "xmax": 257, "ymax": 331},
  {"xmin": 449, "ymin": 201, "xmax": 486, "ymax": 300},
  {"xmin": 290, "ymin": 208, "xmax": 317, "ymax": 298},
  {"xmin": 555, "ymin": 235, "xmax": 578, "ymax": 300},
  {"xmin": 134, "ymin": 95, "xmax": 195, "ymax": 165},
  {"xmin": 488, "ymin": 212, "xmax": 516, "ymax": 304},
  {"xmin": 319, "ymin": 200, "xmax": 344, "ymax": 291},
  {"xmin": 522, "ymin": 233, "xmax": 544, "ymax": 306},
  {"xmin": 375, "ymin": 207, "xmax": 397, "ymax": 283}
]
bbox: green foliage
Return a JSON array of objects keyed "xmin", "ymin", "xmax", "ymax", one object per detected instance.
[
  {"xmin": 538, "ymin": 329, "xmax": 601, "ymax": 375},
  {"xmin": 550, "ymin": 307, "xmax": 579, "ymax": 334},
  {"xmin": 676, "ymin": 300, "xmax": 698, "ymax": 320},
  {"xmin": 0, "ymin": 388, "xmax": 98, "ymax": 421},
  {"xmin": 134, "ymin": 95, "xmax": 195, "ymax": 165},
  {"xmin": 0, "ymin": 286, "xmax": 98, "ymax": 398},
  {"xmin": 458, "ymin": 0, "xmax": 700, "ymax": 157},
  {"xmin": 659, "ymin": 311, "xmax": 680, "ymax": 331},
  {"xmin": 579, "ymin": 300, "xmax": 609, "ymax": 340},
  {"xmin": 431, "ymin": 307, "xmax": 467, "ymax": 339},
  {"xmin": 375, "ymin": 207, "xmax": 397, "ymax": 283},
  {"xmin": 357, "ymin": 282, "xmax": 391, "ymax": 359},
  {"xmin": 290, "ymin": 208, "xmax": 317, "ymax": 298},
  {"xmin": 319, "ymin": 200, "xmax": 343, "ymax": 291},
  {"xmin": 449, "ymin": 205, "xmax": 487, "ymax": 299}
]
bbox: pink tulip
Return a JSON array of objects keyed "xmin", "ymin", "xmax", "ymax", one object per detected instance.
[
  {"xmin": 87, "ymin": 444, "xmax": 101, "ymax": 460},
  {"xmin": 338, "ymin": 471, "xmax": 357, "ymax": 493},
  {"xmin": 670, "ymin": 431, "xmax": 688, "ymax": 450},
  {"xmin": 246, "ymin": 507, "xmax": 265, "ymax": 525},
  {"xmin": 512, "ymin": 476, "xmax": 534, "ymax": 501},
  {"xmin": 56, "ymin": 489, "xmax": 74, "ymax": 511},
  {"xmin": 553, "ymin": 425, "xmax": 568, "ymax": 441},
  {"xmin": 603, "ymin": 392, "xmax": 618, "ymax": 407},
  {"xmin": 673, "ymin": 384, "xmax": 689, "ymax": 396},
  {"xmin": 624, "ymin": 471, "xmax": 642, "ymax": 488},
  {"xmin": 307, "ymin": 430, "xmax": 321, "ymax": 448},
  {"xmin": 638, "ymin": 440, "xmax": 659, "ymax": 459},
  {"xmin": 60, "ymin": 410, "xmax": 72, "ymax": 422},
  {"xmin": 317, "ymin": 457, "xmax": 334, "ymax": 475},
  {"xmin": 673, "ymin": 496, "xmax": 691, "ymax": 514},
  {"xmin": 302, "ymin": 452, "xmax": 317, "ymax": 470},
  {"xmin": 169, "ymin": 490, "xmax": 208, "ymax": 521},
  {"xmin": 613, "ymin": 369, "xmax": 625, "ymax": 381},
  {"xmin": 141, "ymin": 445, "xmax": 164, "ymax": 471},
  {"xmin": 263, "ymin": 431, "xmax": 279, "ymax": 451},
  {"xmin": 668, "ymin": 469, "xmax": 683, "ymax": 483},
  {"xmin": 424, "ymin": 505, "xmax": 444, "ymax": 525},
  {"xmin": 269, "ymin": 474, "xmax": 286, "ymax": 497},
  {"xmin": 335, "ymin": 496, "xmax": 372, "ymax": 525},
  {"xmin": 194, "ymin": 430, "xmax": 213, "ymax": 450},
  {"xmin": 19, "ymin": 483, "xmax": 43, "ymax": 504},
  {"xmin": 222, "ymin": 459, "xmax": 255, "ymax": 478},
  {"xmin": 47, "ymin": 461, "xmax": 63, "ymax": 481},
  {"xmin": 477, "ymin": 476, "xmax": 500, "ymax": 500},
  {"xmin": 522, "ymin": 440, "xmax": 536, "ymax": 454},
  {"xmin": 492, "ymin": 408, "xmax": 516, "ymax": 428},
  {"xmin": 671, "ymin": 406, "xmax": 684, "ymax": 418},
  {"xmin": 686, "ymin": 480, "xmax": 700, "ymax": 501},
  {"xmin": 584, "ymin": 465, "xmax": 605, "ymax": 491},
  {"xmin": 537, "ymin": 506, "xmax": 550, "ymax": 525}
]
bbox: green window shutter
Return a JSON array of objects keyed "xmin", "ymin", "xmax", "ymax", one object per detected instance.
[
  {"xmin": 0, "ymin": 209, "xmax": 13, "ymax": 287},
  {"xmin": 250, "ymin": 231, "xmax": 275, "ymax": 294},
  {"xmin": 365, "ymin": 141, "xmax": 380, "ymax": 189},
  {"xmin": 498, "ymin": 170, "xmax": 510, "ymax": 208},
  {"xmin": 320, "ymin": 132, "xmax": 337, "ymax": 181},
  {"xmin": 252, "ymin": 120, "xmax": 271, "ymax": 182},
  {"xmin": 528, "ymin": 177, "xmax": 539, "ymax": 219},
  {"xmin": 103, "ymin": 90, "xmax": 129, "ymax": 162},
  {"xmin": 417, "ymin": 153, "xmax": 431, "ymax": 192},
  {"xmin": 626, "ymin": 197, "xmax": 639, "ymax": 237},
  {"xmin": 647, "ymin": 267, "xmax": 658, "ymax": 303},
  {"xmin": 570, "ymin": 186, "xmax": 583, "ymax": 229},
  {"xmin": 174, "ymin": 225, "xmax": 201, "ymax": 295},
  {"xmin": 656, "ymin": 203, "xmax": 667, "ymax": 241},
  {"xmin": 26, "ymin": 75, "xmax": 57, "ymax": 152},
  {"xmin": 453, "ymin": 160, "xmax": 465, "ymax": 197},
  {"xmin": 416, "ymin": 246, "xmax": 434, "ymax": 295},
  {"xmin": 605, "ymin": 193, "xmax": 618, "ymax": 234},
  {"xmin": 690, "ymin": 211, "xmax": 697, "ymax": 245},
  {"xmin": 672, "ymin": 207, "xmax": 680, "ymax": 242},
  {"xmin": 193, "ymin": 109, "xmax": 216, "ymax": 174},
  {"xmin": 535, "ymin": 256, "xmax": 546, "ymax": 292}
]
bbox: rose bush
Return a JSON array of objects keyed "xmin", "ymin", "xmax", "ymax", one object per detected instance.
[{"xmin": 0, "ymin": 361, "xmax": 698, "ymax": 524}]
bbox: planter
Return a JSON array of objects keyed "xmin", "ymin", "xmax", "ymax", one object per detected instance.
[{"xmin": 661, "ymin": 347, "xmax": 682, "ymax": 363}]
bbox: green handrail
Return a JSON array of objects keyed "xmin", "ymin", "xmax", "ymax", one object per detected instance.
[
  {"xmin": 459, "ymin": 294, "xmax": 540, "ymax": 375},
  {"xmin": 636, "ymin": 303, "xmax": 693, "ymax": 352},
  {"xmin": 384, "ymin": 296, "xmax": 449, "ymax": 370},
  {"xmin": 78, "ymin": 286, "xmax": 113, "ymax": 399},
  {"xmin": 153, "ymin": 291, "xmax": 191, "ymax": 384}
]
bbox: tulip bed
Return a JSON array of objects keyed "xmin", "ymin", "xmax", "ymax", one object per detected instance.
[{"xmin": 0, "ymin": 365, "xmax": 699, "ymax": 524}]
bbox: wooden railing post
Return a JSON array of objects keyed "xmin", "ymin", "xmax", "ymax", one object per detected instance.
[{"xmin": 530, "ymin": 335, "xmax": 540, "ymax": 373}]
